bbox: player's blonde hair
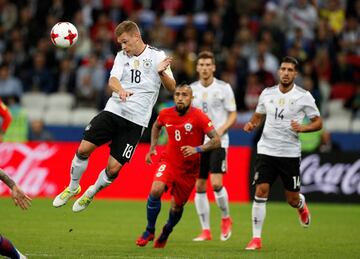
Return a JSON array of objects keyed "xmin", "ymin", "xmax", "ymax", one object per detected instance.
[
  {"xmin": 197, "ymin": 51, "xmax": 215, "ymax": 64},
  {"xmin": 115, "ymin": 20, "xmax": 140, "ymax": 37}
]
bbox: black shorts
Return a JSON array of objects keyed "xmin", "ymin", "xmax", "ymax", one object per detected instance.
[
  {"xmin": 83, "ymin": 111, "xmax": 144, "ymax": 165},
  {"xmin": 198, "ymin": 147, "xmax": 227, "ymax": 179},
  {"xmin": 253, "ymin": 154, "xmax": 301, "ymax": 192}
]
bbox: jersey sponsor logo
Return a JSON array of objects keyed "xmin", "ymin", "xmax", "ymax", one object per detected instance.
[
  {"xmin": 184, "ymin": 123, "xmax": 192, "ymax": 132},
  {"xmin": 165, "ymin": 123, "xmax": 173, "ymax": 127}
]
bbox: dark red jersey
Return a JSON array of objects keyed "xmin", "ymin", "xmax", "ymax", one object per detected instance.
[{"xmin": 157, "ymin": 106, "xmax": 214, "ymax": 170}]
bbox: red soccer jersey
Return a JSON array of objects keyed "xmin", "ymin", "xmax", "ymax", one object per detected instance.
[
  {"xmin": 0, "ymin": 100, "xmax": 12, "ymax": 133},
  {"xmin": 157, "ymin": 106, "xmax": 214, "ymax": 170}
]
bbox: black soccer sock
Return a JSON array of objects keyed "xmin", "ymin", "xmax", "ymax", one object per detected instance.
[
  {"xmin": 146, "ymin": 195, "xmax": 161, "ymax": 233},
  {"xmin": 0, "ymin": 235, "xmax": 20, "ymax": 259},
  {"xmin": 165, "ymin": 207, "xmax": 184, "ymax": 232}
]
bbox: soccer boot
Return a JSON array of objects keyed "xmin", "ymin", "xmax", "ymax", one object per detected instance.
[
  {"xmin": 53, "ymin": 186, "xmax": 81, "ymax": 208},
  {"xmin": 72, "ymin": 185, "xmax": 96, "ymax": 212},
  {"xmin": 136, "ymin": 230, "xmax": 154, "ymax": 247},
  {"xmin": 298, "ymin": 194, "xmax": 311, "ymax": 228},
  {"xmin": 220, "ymin": 217, "xmax": 233, "ymax": 241},
  {"xmin": 245, "ymin": 237, "xmax": 262, "ymax": 250},
  {"xmin": 154, "ymin": 225, "xmax": 172, "ymax": 248},
  {"xmin": 192, "ymin": 229, "xmax": 212, "ymax": 241},
  {"xmin": 16, "ymin": 249, "xmax": 27, "ymax": 259}
]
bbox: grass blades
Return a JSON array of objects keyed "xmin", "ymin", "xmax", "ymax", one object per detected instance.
[{"xmin": 1, "ymin": 198, "xmax": 359, "ymax": 259}]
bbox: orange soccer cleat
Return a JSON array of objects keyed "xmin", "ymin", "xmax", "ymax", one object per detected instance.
[
  {"xmin": 192, "ymin": 229, "xmax": 212, "ymax": 241},
  {"xmin": 154, "ymin": 225, "xmax": 171, "ymax": 248},
  {"xmin": 220, "ymin": 217, "xmax": 233, "ymax": 241},
  {"xmin": 136, "ymin": 231, "xmax": 154, "ymax": 247},
  {"xmin": 245, "ymin": 237, "xmax": 262, "ymax": 250},
  {"xmin": 298, "ymin": 202, "xmax": 311, "ymax": 228}
]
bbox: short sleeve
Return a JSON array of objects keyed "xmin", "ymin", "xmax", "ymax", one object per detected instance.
[
  {"xmin": 157, "ymin": 50, "xmax": 174, "ymax": 79},
  {"xmin": 301, "ymin": 92, "xmax": 320, "ymax": 118},
  {"xmin": 198, "ymin": 111, "xmax": 215, "ymax": 134},
  {"xmin": 224, "ymin": 84, "xmax": 237, "ymax": 112},
  {"xmin": 255, "ymin": 89, "xmax": 266, "ymax": 114},
  {"xmin": 157, "ymin": 111, "xmax": 165, "ymax": 127},
  {"xmin": 110, "ymin": 52, "xmax": 124, "ymax": 81}
]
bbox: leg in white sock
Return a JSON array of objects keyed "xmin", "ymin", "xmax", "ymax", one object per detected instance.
[
  {"xmin": 252, "ymin": 196, "xmax": 267, "ymax": 238},
  {"xmin": 69, "ymin": 152, "xmax": 88, "ymax": 191},
  {"xmin": 90, "ymin": 169, "xmax": 114, "ymax": 197},
  {"xmin": 194, "ymin": 192, "xmax": 210, "ymax": 230},
  {"xmin": 214, "ymin": 186, "xmax": 230, "ymax": 218}
]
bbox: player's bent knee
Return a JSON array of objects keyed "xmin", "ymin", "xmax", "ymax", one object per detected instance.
[
  {"xmin": 195, "ymin": 179, "xmax": 207, "ymax": 192},
  {"xmin": 287, "ymin": 197, "xmax": 300, "ymax": 208},
  {"xmin": 150, "ymin": 189, "xmax": 163, "ymax": 198},
  {"xmin": 212, "ymin": 184, "xmax": 223, "ymax": 192},
  {"xmin": 255, "ymin": 185, "xmax": 269, "ymax": 198},
  {"xmin": 77, "ymin": 149, "xmax": 91, "ymax": 158}
]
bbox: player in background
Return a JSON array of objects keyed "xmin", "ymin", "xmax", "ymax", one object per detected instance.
[
  {"xmin": 0, "ymin": 99, "xmax": 31, "ymax": 259},
  {"xmin": 190, "ymin": 51, "xmax": 237, "ymax": 241},
  {"xmin": 53, "ymin": 20, "xmax": 176, "ymax": 212},
  {"xmin": 0, "ymin": 99, "xmax": 11, "ymax": 142},
  {"xmin": 136, "ymin": 84, "xmax": 221, "ymax": 248},
  {"xmin": 243, "ymin": 56, "xmax": 322, "ymax": 250}
]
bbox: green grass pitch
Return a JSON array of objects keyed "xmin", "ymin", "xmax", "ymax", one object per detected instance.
[{"xmin": 1, "ymin": 198, "xmax": 359, "ymax": 259}]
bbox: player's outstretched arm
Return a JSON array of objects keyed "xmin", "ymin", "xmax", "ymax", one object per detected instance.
[
  {"xmin": 158, "ymin": 57, "xmax": 176, "ymax": 93},
  {"xmin": 11, "ymin": 185, "xmax": 32, "ymax": 210},
  {"xmin": 0, "ymin": 169, "xmax": 32, "ymax": 210},
  {"xmin": 243, "ymin": 113, "xmax": 265, "ymax": 132},
  {"xmin": 146, "ymin": 120, "xmax": 162, "ymax": 164}
]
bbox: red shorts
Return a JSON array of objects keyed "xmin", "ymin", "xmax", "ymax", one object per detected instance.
[{"xmin": 153, "ymin": 161, "xmax": 199, "ymax": 206}]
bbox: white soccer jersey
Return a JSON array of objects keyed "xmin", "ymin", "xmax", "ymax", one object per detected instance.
[
  {"xmin": 191, "ymin": 78, "xmax": 237, "ymax": 148},
  {"xmin": 256, "ymin": 84, "xmax": 320, "ymax": 157},
  {"xmin": 105, "ymin": 45, "xmax": 174, "ymax": 127}
]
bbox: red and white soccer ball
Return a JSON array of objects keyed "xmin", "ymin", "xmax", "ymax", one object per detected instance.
[{"xmin": 50, "ymin": 22, "xmax": 78, "ymax": 48}]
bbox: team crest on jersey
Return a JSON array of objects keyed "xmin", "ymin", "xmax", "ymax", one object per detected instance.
[
  {"xmin": 133, "ymin": 60, "xmax": 140, "ymax": 69},
  {"xmin": 143, "ymin": 59, "xmax": 152, "ymax": 69},
  {"xmin": 202, "ymin": 92, "xmax": 208, "ymax": 100},
  {"xmin": 184, "ymin": 123, "xmax": 192, "ymax": 132},
  {"xmin": 278, "ymin": 98, "xmax": 285, "ymax": 107}
]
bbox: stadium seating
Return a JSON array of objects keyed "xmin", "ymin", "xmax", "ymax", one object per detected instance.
[
  {"xmin": 46, "ymin": 93, "xmax": 75, "ymax": 110},
  {"xmin": 70, "ymin": 108, "xmax": 98, "ymax": 126},
  {"xmin": 324, "ymin": 116, "xmax": 352, "ymax": 132},
  {"xmin": 351, "ymin": 119, "xmax": 360, "ymax": 133},
  {"xmin": 43, "ymin": 109, "xmax": 71, "ymax": 125},
  {"xmin": 21, "ymin": 92, "xmax": 47, "ymax": 110}
]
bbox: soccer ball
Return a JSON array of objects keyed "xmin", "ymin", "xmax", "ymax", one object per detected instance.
[{"xmin": 50, "ymin": 22, "xmax": 78, "ymax": 48}]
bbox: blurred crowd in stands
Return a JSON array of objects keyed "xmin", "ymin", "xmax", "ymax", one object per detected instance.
[{"xmin": 0, "ymin": 0, "xmax": 359, "ymax": 142}]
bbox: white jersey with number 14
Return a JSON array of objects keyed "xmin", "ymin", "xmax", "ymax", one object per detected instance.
[{"xmin": 256, "ymin": 84, "xmax": 320, "ymax": 157}]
